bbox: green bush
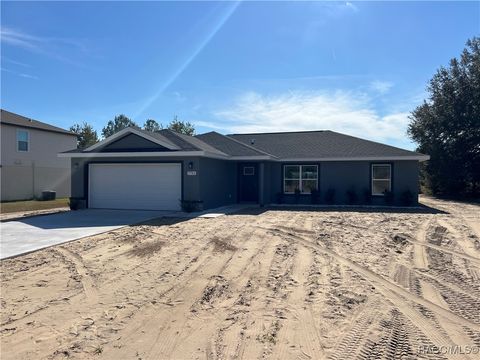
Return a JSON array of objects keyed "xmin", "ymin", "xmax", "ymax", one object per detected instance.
[
  {"xmin": 363, "ymin": 188, "xmax": 372, "ymax": 204},
  {"xmin": 310, "ymin": 188, "xmax": 320, "ymax": 204},
  {"xmin": 400, "ymin": 190, "xmax": 414, "ymax": 206},
  {"xmin": 346, "ymin": 188, "xmax": 358, "ymax": 205},
  {"xmin": 294, "ymin": 188, "xmax": 301, "ymax": 204},
  {"xmin": 384, "ymin": 190, "xmax": 394, "ymax": 205},
  {"xmin": 68, "ymin": 197, "xmax": 85, "ymax": 210},
  {"xmin": 275, "ymin": 192, "xmax": 284, "ymax": 204},
  {"xmin": 325, "ymin": 188, "xmax": 335, "ymax": 205},
  {"xmin": 180, "ymin": 200, "xmax": 203, "ymax": 212}
]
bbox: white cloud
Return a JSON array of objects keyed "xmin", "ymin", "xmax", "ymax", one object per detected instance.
[
  {"xmin": 345, "ymin": 2, "xmax": 359, "ymax": 12},
  {"xmin": 212, "ymin": 90, "xmax": 411, "ymax": 145},
  {"xmin": 1, "ymin": 26, "xmax": 87, "ymax": 66},
  {"xmin": 1, "ymin": 67, "xmax": 38, "ymax": 80},
  {"xmin": 19, "ymin": 73, "xmax": 39, "ymax": 80},
  {"xmin": 370, "ymin": 80, "xmax": 394, "ymax": 95}
]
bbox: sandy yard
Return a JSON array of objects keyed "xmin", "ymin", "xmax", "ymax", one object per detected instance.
[{"xmin": 1, "ymin": 197, "xmax": 479, "ymax": 360}]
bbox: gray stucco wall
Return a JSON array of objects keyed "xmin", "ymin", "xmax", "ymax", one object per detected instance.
[
  {"xmin": 199, "ymin": 157, "xmax": 237, "ymax": 209},
  {"xmin": 70, "ymin": 156, "xmax": 238, "ymax": 210},
  {"xmin": 264, "ymin": 160, "xmax": 419, "ymax": 205},
  {"xmin": 70, "ymin": 156, "xmax": 420, "ymax": 210}
]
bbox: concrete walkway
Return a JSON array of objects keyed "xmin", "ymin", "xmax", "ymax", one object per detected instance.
[{"xmin": 0, "ymin": 209, "xmax": 169, "ymax": 259}]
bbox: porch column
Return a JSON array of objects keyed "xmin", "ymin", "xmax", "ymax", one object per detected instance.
[{"xmin": 259, "ymin": 162, "xmax": 265, "ymax": 206}]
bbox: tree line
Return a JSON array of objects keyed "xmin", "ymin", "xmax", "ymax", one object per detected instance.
[
  {"xmin": 69, "ymin": 115, "xmax": 195, "ymax": 149},
  {"xmin": 408, "ymin": 37, "xmax": 479, "ymax": 198}
]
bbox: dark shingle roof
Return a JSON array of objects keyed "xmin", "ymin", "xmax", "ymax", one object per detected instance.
[
  {"xmin": 195, "ymin": 131, "xmax": 273, "ymax": 157},
  {"xmin": 0, "ymin": 109, "xmax": 75, "ymax": 136},
  {"xmin": 154, "ymin": 129, "xmax": 227, "ymax": 155},
  {"xmin": 62, "ymin": 127, "xmax": 426, "ymax": 160},
  {"xmin": 228, "ymin": 130, "xmax": 424, "ymax": 159}
]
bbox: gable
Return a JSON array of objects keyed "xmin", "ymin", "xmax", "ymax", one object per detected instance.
[{"xmin": 99, "ymin": 133, "xmax": 171, "ymax": 152}]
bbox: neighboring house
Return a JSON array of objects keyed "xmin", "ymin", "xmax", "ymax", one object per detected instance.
[
  {"xmin": 61, "ymin": 127, "xmax": 429, "ymax": 211},
  {"xmin": 0, "ymin": 109, "xmax": 77, "ymax": 201}
]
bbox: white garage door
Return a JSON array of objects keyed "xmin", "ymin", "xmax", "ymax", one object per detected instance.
[{"xmin": 88, "ymin": 163, "xmax": 182, "ymax": 210}]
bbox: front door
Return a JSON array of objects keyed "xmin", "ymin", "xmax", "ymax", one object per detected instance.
[{"xmin": 238, "ymin": 163, "xmax": 259, "ymax": 202}]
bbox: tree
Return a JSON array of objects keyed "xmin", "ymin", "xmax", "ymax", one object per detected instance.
[
  {"xmin": 102, "ymin": 114, "xmax": 138, "ymax": 138},
  {"xmin": 166, "ymin": 115, "xmax": 195, "ymax": 136},
  {"xmin": 408, "ymin": 37, "xmax": 480, "ymax": 197},
  {"xmin": 70, "ymin": 122, "xmax": 99, "ymax": 149},
  {"xmin": 143, "ymin": 119, "xmax": 160, "ymax": 132}
]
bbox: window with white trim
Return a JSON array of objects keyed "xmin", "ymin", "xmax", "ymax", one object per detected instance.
[
  {"xmin": 17, "ymin": 130, "xmax": 29, "ymax": 152},
  {"xmin": 284, "ymin": 165, "xmax": 318, "ymax": 194},
  {"xmin": 371, "ymin": 164, "xmax": 391, "ymax": 195}
]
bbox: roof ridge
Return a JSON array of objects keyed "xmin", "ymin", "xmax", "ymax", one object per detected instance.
[
  {"xmin": 228, "ymin": 129, "xmax": 327, "ymax": 136},
  {"xmin": 219, "ymin": 133, "xmax": 277, "ymax": 157},
  {"xmin": 163, "ymin": 129, "xmax": 229, "ymax": 156}
]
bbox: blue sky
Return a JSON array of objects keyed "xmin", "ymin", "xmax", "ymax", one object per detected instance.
[{"xmin": 1, "ymin": 1, "xmax": 479, "ymax": 149}]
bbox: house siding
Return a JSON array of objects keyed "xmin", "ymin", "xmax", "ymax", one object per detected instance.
[
  {"xmin": 264, "ymin": 160, "xmax": 419, "ymax": 205},
  {"xmin": 71, "ymin": 156, "xmax": 240, "ymax": 210},
  {"xmin": 199, "ymin": 158, "xmax": 237, "ymax": 209},
  {"xmin": 1, "ymin": 123, "xmax": 77, "ymax": 201},
  {"xmin": 69, "ymin": 156, "xmax": 419, "ymax": 210}
]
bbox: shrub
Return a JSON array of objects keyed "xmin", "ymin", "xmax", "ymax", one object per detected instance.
[
  {"xmin": 68, "ymin": 197, "xmax": 85, "ymax": 210},
  {"xmin": 294, "ymin": 188, "xmax": 301, "ymax": 204},
  {"xmin": 325, "ymin": 188, "xmax": 335, "ymax": 205},
  {"xmin": 310, "ymin": 188, "xmax": 320, "ymax": 204},
  {"xmin": 363, "ymin": 188, "xmax": 372, "ymax": 205},
  {"xmin": 180, "ymin": 200, "xmax": 203, "ymax": 212},
  {"xmin": 384, "ymin": 190, "xmax": 394, "ymax": 205},
  {"xmin": 275, "ymin": 192, "xmax": 284, "ymax": 204},
  {"xmin": 400, "ymin": 190, "xmax": 414, "ymax": 206},
  {"xmin": 346, "ymin": 187, "xmax": 358, "ymax": 205}
]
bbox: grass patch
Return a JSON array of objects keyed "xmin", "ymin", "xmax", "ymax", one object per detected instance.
[{"xmin": 0, "ymin": 198, "xmax": 69, "ymax": 214}]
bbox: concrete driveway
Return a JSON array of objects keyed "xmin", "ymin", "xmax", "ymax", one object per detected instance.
[{"xmin": 0, "ymin": 209, "xmax": 168, "ymax": 259}]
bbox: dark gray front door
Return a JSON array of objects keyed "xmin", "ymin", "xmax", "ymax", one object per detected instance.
[{"xmin": 238, "ymin": 163, "xmax": 259, "ymax": 202}]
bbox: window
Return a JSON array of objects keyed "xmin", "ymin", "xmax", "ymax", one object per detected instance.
[
  {"xmin": 284, "ymin": 165, "xmax": 318, "ymax": 194},
  {"xmin": 17, "ymin": 130, "xmax": 29, "ymax": 152},
  {"xmin": 371, "ymin": 164, "xmax": 391, "ymax": 195},
  {"xmin": 243, "ymin": 166, "xmax": 255, "ymax": 176}
]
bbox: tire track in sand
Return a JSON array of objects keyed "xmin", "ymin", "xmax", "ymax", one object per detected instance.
[
  {"xmin": 54, "ymin": 247, "xmax": 98, "ymax": 303},
  {"xmin": 116, "ymin": 223, "xmax": 260, "ymax": 360},
  {"xmin": 267, "ymin": 227, "xmax": 479, "ymax": 357},
  {"xmin": 413, "ymin": 219, "xmax": 430, "ymax": 270}
]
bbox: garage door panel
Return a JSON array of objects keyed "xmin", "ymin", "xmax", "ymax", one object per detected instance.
[{"xmin": 88, "ymin": 163, "xmax": 181, "ymax": 210}]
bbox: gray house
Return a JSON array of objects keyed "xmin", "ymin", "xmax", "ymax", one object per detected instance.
[
  {"xmin": 61, "ymin": 127, "xmax": 429, "ymax": 210},
  {"xmin": 1, "ymin": 109, "xmax": 77, "ymax": 201}
]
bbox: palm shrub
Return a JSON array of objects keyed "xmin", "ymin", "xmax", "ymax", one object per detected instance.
[
  {"xmin": 325, "ymin": 188, "xmax": 335, "ymax": 205},
  {"xmin": 346, "ymin": 187, "xmax": 358, "ymax": 205}
]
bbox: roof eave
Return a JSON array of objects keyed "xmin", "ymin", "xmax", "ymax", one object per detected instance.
[
  {"xmin": 1, "ymin": 121, "xmax": 77, "ymax": 136},
  {"xmin": 278, "ymin": 155, "xmax": 430, "ymax": 162}
]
